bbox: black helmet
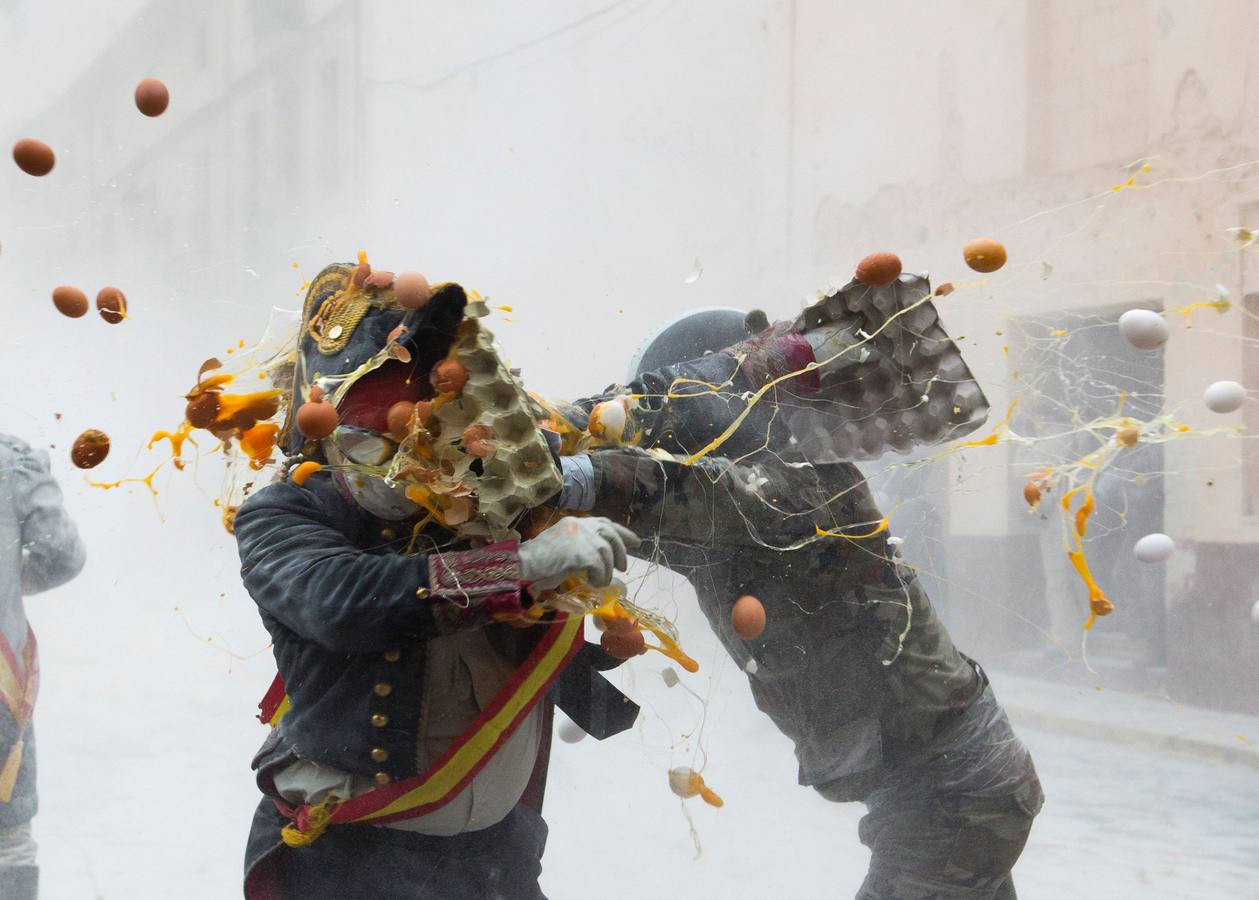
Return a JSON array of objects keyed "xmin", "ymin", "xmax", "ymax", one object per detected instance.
[{"xmin": 627, "ymin": 307, "xmax": 769, "ymax": 381}]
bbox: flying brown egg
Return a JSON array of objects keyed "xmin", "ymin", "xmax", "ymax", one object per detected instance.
[
  {"xmin": 394, "ymin": 272, "xmax": 431, "ymax": 310},
  {"xmin": 295, "ymin": 400, "xmax": 339, "ymax": 440},
  {"xmin": 134, "ymin": 78, "xmax": 170, "ymax": 117},
  {"xmin": 963, "ymin": 238, "xmax": 1007, "ymax": 274},
  {"xmin": 731, "ymin": 595, "xmax": 766, "ymax": 639},
  {"xmin": 71, "ymin": 429, "xmax": 111, "ymax": 469},
  {"xmin": 855, "ymin": 252, "xmax": 903, "ymax": 287},
  {"xmin": 13, "ymin": 139, "xmax": 55, "ymax": 177},
  {"xmin": 51, "ymin": 286, "xmax": 89, "ymax": 318},
  {"xmin": 96, "ymin": 286, "xmax": 127, "ymax": 324}
]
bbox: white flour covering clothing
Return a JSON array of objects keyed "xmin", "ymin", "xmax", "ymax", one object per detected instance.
[
  {"xmin": 0, "ymin": 437, "xmax": 86, "ymax": 658},
  {"xmin": 0, "ymin": 823, "xmax": 35, "ymax": 866},
  {"xmin": 0, "ymin": 435, "xmax": 85, "ymax": 900},
  {"xmin": 273, "ymin": 629, "xmax": 542, "ymax": 835}
]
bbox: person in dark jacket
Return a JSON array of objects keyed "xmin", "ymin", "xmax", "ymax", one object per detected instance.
[
  {"xmin": 0, "ymin": 434, "xmax": 86, "ymax": 900},
  {"xmin": 554, "ymin": 275, "xmax": 1043, "ymax": 899}
]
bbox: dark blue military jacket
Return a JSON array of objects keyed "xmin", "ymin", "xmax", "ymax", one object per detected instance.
[{"xmin": 236, "ymin": 472, "xmax": 635, "ymax": 791}]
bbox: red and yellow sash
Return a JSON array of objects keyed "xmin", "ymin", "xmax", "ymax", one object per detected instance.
[
  {"xmin": 258, "ymin": 613, "xmax": 584, "ymax": 845},
  {"xmin": 0, "ymin": 626, "xmax": 38, "ymax": 803}
]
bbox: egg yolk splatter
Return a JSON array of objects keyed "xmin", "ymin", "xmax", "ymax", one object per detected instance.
[
  {"xmin": 239, "ymin": 422, "xmax": 280, "ymax": 469},
  {"xmin": 961, "ymin": 400, "xmax": 1019, "ymax": 448},
  {"xmin": 291, "ymin": 461, "xmax": 323, "ymax": 485},
  {"xmin": 89, "ymin": 465, "xmax": 162, "ymax": 497},
  {"xmin": 590, "ymin": 594, "xmax": 699, "ymax": 673},
  {"xmin": 816, "ymin": 518, "xmax": 889, "ymax": 541},
  {"xmin": 149, "ymin": 421, "xmax": 195, "ymax": 471},
  {"xmin": 1061, "ymin": 486, "xmax": 1114, "ymax": 629},
  {"xmin": 670, "ymin": 768, "xmax": 724, "ymax": 807}
]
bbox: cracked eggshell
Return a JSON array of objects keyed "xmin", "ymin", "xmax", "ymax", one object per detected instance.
[
  {"xmin": 387, "ymin": 401, "xmax": 416, "ymax": 438},
  {"xmin": 588, "ymin": 398, "xmax": 629, "ymax": 443}
]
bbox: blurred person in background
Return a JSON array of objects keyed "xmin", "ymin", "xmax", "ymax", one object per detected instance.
[
  {"xmin": 0, "ymin": 434, "xmax": 87, "ymax": 900},
  {"xmin": 554, "ymin": 281, "xmax": 1044, "ymax": 899}
]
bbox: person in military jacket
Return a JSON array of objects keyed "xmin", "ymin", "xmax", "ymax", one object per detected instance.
[{"xmin": 237, "ymin": 263, "xmax": 645, "ymax": 900}]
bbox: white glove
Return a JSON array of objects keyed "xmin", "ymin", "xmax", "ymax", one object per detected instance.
[{"xmin": 519, "ymin": 516, "xmax": 641, "ymax": 590}]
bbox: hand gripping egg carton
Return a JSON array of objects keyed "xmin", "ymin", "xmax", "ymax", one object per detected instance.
[
  {"xmin": 387, "ymin": 295, "xmax": 561, "ymax": 543},
  {"xmin": 782, "ymin": 272, "xmax": 990, "ymax": 462}
]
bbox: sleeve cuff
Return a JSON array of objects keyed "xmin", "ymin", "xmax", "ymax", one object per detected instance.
[
  {"xmin": 426, "ymin": 541, "xmax": 524, "ymax": 626},
  {"xmin": 558, "ymin": 455, "xmax": 597, "ymax": 511}
]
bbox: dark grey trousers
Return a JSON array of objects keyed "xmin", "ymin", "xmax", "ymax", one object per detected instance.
[{"xmin": 820, "ymin": 686, "xmax": 1044, "ymax": 899}]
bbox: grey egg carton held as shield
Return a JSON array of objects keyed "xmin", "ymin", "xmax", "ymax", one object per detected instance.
[
  {"xmin": 784, "ymin": 272, "xmax": 990, "ymax": 463},
  {"xmin": 389, "ymin": 301, "xmax": 561, "ymax": 543}
]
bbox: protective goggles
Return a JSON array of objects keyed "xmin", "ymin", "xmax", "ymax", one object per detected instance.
[{"xmin": 328, "ymin": 425, "xmax": 400, "ymax": 469}]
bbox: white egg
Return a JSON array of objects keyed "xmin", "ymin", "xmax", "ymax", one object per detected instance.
[
  {"xmin": 557, "ymin": 719, "xmax": 587, "ymax": 744},
  {"xmin": 668, "ymin": 767, "xmax": 698, "ymax": 798},
  {"xmin": 1203, "ymin": 380, "xmax": 1246, "ymax": 414},
  {"xmin": 744, "ymin": 658, "xmax": 759, "ymax": 675},
  {"xmin": 1118, "ymin": 309, "xmax": 1169, "ymax": 350},
  {"xmin": 1133, "ymin": 533, "xmax": 1175, "ymax": 563}
]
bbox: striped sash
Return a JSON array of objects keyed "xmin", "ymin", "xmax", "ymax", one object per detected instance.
[
  {"xmin": 0, "ymin": 626, "xmax": 38, "ymax": 803},
  {"xmin": 259, "ymin": 613, "xmax": 584, "ymax": 844}
]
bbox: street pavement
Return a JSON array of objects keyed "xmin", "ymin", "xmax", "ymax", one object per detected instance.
[{"xmin": 26, "ymin": 568, "xmax": 1259, "ymax": 899}]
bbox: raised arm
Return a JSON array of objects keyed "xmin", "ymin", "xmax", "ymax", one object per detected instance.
[
  {"xmin": 236, "ymin": 474, "xmax": 639, "ymax": 655},
  {"xmin": 581, "ymin": 447, "xmax": 887, "ymax": 556},
  {"xmin": 6, "ymin": 441, "xmax": 86, "ymax": 595},
  {"xmin": 568, "ymin": 322, "xmax": 817, "ymax": 460}
]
